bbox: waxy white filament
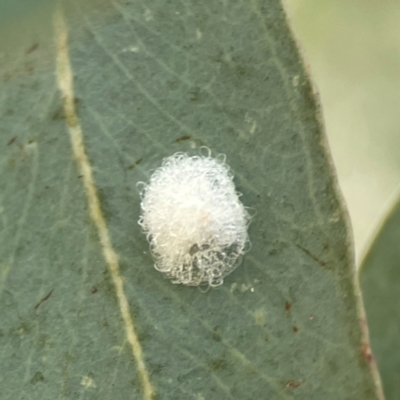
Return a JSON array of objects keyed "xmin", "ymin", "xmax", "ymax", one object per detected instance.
[{"xmin": 138, "ymin": 151, "xmax": 250, "ymax": 287}]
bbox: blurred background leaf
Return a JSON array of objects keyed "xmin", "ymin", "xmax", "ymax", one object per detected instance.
[
  {"xmin": 285, "ymin": 0, "xmax": 400, "ymax": 262},
  {"xmin": 360, "ymin": 197, "xmax": 400, "ymax": 400}
]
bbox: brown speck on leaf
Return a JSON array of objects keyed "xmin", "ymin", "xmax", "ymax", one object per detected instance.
[
  {"xmin": 285, "ymin": 301, "xmax": 292, "ymax": 313},
  {"xmin": 174, "ymin": 135, "xmax": 191, "ymax": 143},
  {"xmin": 286, "ymin": 380, "xmax": 303, "ymax": 389},
  {"xmin": 296, "ymin": 244, "xmax": 328, "ymax": 269},
  {"xmin": 26, "ymin": 43, "xmax": 39, "ymax": 54},
  {"xmin": 51, "ymin": 107, "xmax": 64, "ymax": 121},
  {"xmin": 7, "ymin": 137, "xmax": 17, "ymax": 146},
  {"xmin": 127, "ymin": 158, "xmax": 142, "ymax": 170},
  {"xmin": 34, "ymin": 289, "xmax": 54, "ymax": 309},
  {"xmin": 91, "ymin": 286, "xmax": 98, "ymax": 294},
  {"xmin": 292, "ymin": 326, "xmax": 298, "ymax": 333},
  {"xmin": 362, "ymin": 343, "xmax": 374, "ymax": 363}
]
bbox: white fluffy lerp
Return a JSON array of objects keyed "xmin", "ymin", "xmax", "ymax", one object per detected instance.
[{"xmin": 138, "ymin": 151, "xmax": 250, "ymax": 287}]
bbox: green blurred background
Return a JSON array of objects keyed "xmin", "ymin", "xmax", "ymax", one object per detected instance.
[
  {"xmin": 0, "ymin": 0, "xmax": 48, "ymax": 24},
  {"xmin": 285, "ymin": 0, "xmax": 400, "ymax": 263}
]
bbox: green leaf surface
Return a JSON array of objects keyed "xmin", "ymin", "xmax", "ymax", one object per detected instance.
[
  {"xmin": 360, "ymin": 198, "xmax": 400, "ymax": 400},
  {"xmin": 0, "ymin": 1, "xmax": 381, "ymax": 399}
]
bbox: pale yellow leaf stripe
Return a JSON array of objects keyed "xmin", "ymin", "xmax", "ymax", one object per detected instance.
[{"xmin": 53, "ymin": 9, "xmax": 155, "ymax": 399}]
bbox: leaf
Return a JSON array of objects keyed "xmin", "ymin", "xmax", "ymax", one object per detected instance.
[
  {"xmin": 360, "ymin": 197, "xmax": 400, "ymax": 400},
  {"xmin": 0, "ymin": 1, "xmax": 382, "ymax": 399}
]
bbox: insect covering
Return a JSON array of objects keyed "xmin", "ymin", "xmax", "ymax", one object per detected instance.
[{"xmin": 138, "ymin": 151, "xmax": 251, "ymax": 287}]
